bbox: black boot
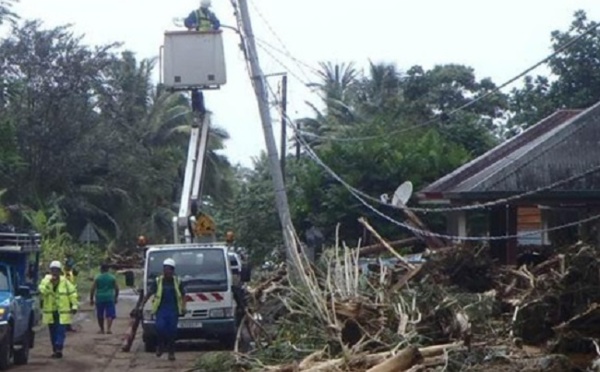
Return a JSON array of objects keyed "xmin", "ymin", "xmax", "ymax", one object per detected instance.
[
  {"xmin": 167, "ymin": 340, "xmax": 175, "ymax": 361},
  {"xmin": 155, "ymin": 342, "xmax": 163, "ymax": 358}
]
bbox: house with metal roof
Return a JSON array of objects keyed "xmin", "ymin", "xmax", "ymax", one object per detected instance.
[{"xmin": 417, "ymin": 102, "xmax": 600, "ymax": 264}]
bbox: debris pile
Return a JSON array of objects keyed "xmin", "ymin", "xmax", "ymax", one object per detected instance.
[
  {"xmin": 232, "ymin": 227, "xmax": 600, "ymax": 371},
  {"xmin": 107, "ymin": 249, "xmax": 144, "ymax": 269}
]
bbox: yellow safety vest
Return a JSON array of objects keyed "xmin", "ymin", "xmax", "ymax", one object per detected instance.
[
  {"xmin": 151, "ymin": 275, "xmax": 185, "ymax": 315},
  {"xmin": 63, "ymin": 270, "xmax": 76, "ymax": 285},
  {"xmin": 38, "ymin": 276, "xmax": 78, "ymax": 325},
  {"xmin": 196, "ymin": 8, "xmax": 212, "ymax": 31},
  {"xmin": 63, "ymin": 269, "xmax": 79, "ymax": 301}
]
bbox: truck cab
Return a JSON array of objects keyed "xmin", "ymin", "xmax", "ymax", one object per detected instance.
[
  {"xmin": 0, "ymin": 232, "xmax": 41, "ymax": 370},
  {"xmin": 140, "ymin": 243, "xmax": 250, "ymax": 352}
]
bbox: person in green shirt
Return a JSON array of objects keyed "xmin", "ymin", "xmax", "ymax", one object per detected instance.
[{"xmin": 90, "ymin": 264, "xmax": 119, "ymax": 334}]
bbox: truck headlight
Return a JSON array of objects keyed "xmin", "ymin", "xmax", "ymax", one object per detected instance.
[
  {"xmin": 209, "ymin": 307, "xmax": 233, "ymax": 318},
  {"xmin": 0, "ymin": 308, "xmax": 5, "ymax": 318}
]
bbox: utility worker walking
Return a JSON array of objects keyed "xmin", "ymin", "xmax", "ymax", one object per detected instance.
[
  {"xmin": 38, "ymin": 261, "xmax": 78, "ymax": 359},
  {"xmin": 62, "ymin": 258, "xmax": 78, "ymax": 332},
  {"xmin": 90, "ymin": 263, "xmax": 119, "ymax": 334},
  {"xmin": 184, "ymin": 0, "xmax": 221, "ymax": 31},
  {"xmin": 142, "ymin": 258, "xmax": 185, "ymax": 361}
]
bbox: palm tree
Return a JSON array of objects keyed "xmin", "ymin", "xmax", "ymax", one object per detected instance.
[
  {"xmin": 0, "ymin": 0, "xmax": 18, "ymax": 26},
  {"xmin": 355, "ymin": 61, "xmax": 405, "ymax": 116},
  {"xmin": 295, "ymin": 62, "xmax": 362, "ymax": 149},
  {"xmin": 307, "ymin": 62, "xmax": 360, "ymax": 124}
]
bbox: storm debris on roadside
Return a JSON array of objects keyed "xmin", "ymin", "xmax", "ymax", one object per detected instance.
[{"xmin": 216, "ymin": 219, "xmax": 600, "ymax": 372}]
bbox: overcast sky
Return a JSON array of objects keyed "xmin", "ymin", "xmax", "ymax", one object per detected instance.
[{"xmin": 9, "ymin": 0, "xmax": 600, "ymax": 167}]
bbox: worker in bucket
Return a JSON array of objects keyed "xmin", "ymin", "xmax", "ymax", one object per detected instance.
[
  {"xmin": 38, "ymin": 261, "xmax": 79, "ymax": 359},
  {"xmin": 142, "ymin": 258, "xmax": 186, "ymax": 361},
  {"xmin": 184, "ymin": 0, "xmax": 221, "ymax": 31}
]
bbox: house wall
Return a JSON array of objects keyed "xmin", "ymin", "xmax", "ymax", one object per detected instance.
[{"xmin": 517, "ymin": 206, "xmax": 546, "ymax": 245}]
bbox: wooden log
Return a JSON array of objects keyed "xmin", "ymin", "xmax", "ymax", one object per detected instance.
[
  {"xmin": 301, "ymin": 343, "xmax": 464, "ymax": 372},
  {"xmin": 419, "ymin": 342, "xmax": 463, "ymax": 358},
  {"xmin": 121, "ymin": 289, "xmax": 145, "ymax": 352},
  {"xmin": 298, "ymin": 350, "xmax": 326, "ymax": 370},
  {"xmin": 399, "ymin": 206, "xmax": 446, "ymax": 249},
  {"xmin": 405, "ymin": 365, "xmax": 427, "ymax": 372},
  {"xmin": 392, "ymin": 265, "xmax": 423, "ymax": 291},
  {"xmin": 358, "ymin": 237, "xmax": 419, "ymax": 256},
  {"xmin": 365, "ymin": 345, "xmax": 422, "ymax": 372},
  {"xmin": 359, "ymin": 218, "xmax": 415, "ymax": 270}
]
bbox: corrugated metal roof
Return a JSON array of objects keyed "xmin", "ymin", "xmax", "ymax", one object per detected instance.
[{"xmin": 417, "ymin": 102, "xmax": 600, "ymax": 199}]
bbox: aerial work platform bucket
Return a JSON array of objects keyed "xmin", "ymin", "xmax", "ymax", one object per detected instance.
[{"xmin": 161, "ymin": 30, "xmax": 227, "ymax": 90}]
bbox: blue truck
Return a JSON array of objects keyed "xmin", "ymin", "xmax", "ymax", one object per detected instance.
[{"xmin": 0, "ymin": 232, "xmax": 41, "ymax": 370}]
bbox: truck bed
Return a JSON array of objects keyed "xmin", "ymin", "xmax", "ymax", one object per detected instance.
[{"xmin": 0, "ymin": 232, "xmax": 42, "ymax": 253}]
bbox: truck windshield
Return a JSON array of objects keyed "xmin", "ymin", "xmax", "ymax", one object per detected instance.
[
  {"xmin": 146, "ymin": 248, "xmax": 227, "ymax": 286},
  {"xmin": 0, "ymin": 266, "xmax": 8, "ymax": 291}
]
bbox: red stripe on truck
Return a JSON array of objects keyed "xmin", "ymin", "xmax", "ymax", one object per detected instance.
[
  {"xmin": 185, "ymin": 293, "xmax": 225, "ymax": 302},
  {"xmin": 196, "ymin": 293, "xmax": 209, "ymax": 301}
]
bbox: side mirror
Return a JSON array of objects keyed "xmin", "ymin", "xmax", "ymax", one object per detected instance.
[
  {"xmin": 124, "ymin": 271, "xmax": 135, "ymax": 287},
  {"xmin": 17, "ymin": 285, "xmax": 31, "ymax": 298},
  {"xmin": 240, "ymin": 265, "xmax": 251, "ymax": 283}
]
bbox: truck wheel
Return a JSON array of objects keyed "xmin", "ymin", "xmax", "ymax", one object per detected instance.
[
  {"xmin": 0, "ymin": 325, "xmax": 13, "ymax": 370},
  {"xmin": 13, "ymin": 328, "xmax": 31, "ymax": 365}
]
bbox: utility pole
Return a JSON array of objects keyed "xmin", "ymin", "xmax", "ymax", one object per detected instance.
[
  {"xmin": 280, "ymin": 74, "xmax": 288, "ymax": 179},
  {"xmin": 236, "ymin": 0, "xmax": 298, "ymax": 265}
]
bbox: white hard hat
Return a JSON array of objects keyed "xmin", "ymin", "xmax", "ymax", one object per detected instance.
[
  {"xmin": 200, "ymin": 0, "xmax": 211, "ymax": 7},
  {"xmin": 49, "ymin": 261, "xmax": 62, "ymax": 269},
  {"xmin": 163, "ymin": 258, "xmax": 176, "ymax": 268}
]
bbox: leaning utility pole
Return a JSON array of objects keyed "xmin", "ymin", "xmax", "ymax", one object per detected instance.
[{"xmin": 236, "ymin": 0, "xmax": 297, "ymax": 265}]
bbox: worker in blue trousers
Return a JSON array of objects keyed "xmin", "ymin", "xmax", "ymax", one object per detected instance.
[
  {"xmin": 39, "ymin": 261, "xmax": 78, "ymax": 358},
  {"xmin": 184, "ymin": 0, "xmax": 221, "ymax": 31},
  {"xmin": 142, "ymin": 258, "xmax": 186, "ymax": 361}
]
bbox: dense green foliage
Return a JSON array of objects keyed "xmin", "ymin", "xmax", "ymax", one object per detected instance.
[
  {"xmin": 229, "ymin": 10, "xmax": 600, "ymax": 262},
  {"xmin": 1, "ymin": 7, "xmax": 599, "ymax": 265},
  {"xmin": 0, "ymin": 10, "xmax": 233, "ymax": 260}
]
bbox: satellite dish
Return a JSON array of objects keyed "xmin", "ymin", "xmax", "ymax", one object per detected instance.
[{"xmin": 391, "ymin": 181, "xmax": 413, "ymax": 207}]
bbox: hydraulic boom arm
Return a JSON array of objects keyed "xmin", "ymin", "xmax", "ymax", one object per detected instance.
[{"xmin": 173, "ymin": 90, "xmax": 212, "ymax": 243}]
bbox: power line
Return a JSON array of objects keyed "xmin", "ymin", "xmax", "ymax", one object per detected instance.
[
  {"xmin": 292, "ymin": 115, "xmax": 600, "ymax": 240},
  {"xmin": 256, "ymin": 42, "xmax": 314, "ymax": 91},
  {"xmin": 292, "ymin": 123, "xmax": 600, "ymax": 240},
  {"xmin": 253, "ymin": 20, "xmax": 600, "ymax": 214},
  {"xmin": 281, "ymin": 21, "xmax": 600, "ymax": 142},
  {"xmin": 265, "ymin": 77, "xmax": 600, "ymax": 214},
  {"xmin": 348, "ymin": 186, "xmax": 600, "ymax": 241},
  {"xmin": 260, "ymin": 76, "xmax": 600, "ymax": 241},
  {"xmin": 301, "ymin": 135, "xmax": 600, "ymax": 213},
  {"xmin": 247, "ymin": 0, "xmax": 316, "ymax": 82},
  {"xmin": 256, "ymin": 37, "xmax": 319, "ymax": 76}
]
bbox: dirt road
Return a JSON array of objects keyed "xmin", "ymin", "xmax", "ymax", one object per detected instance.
[{"xmin": 12, "ymin": 289, "xmax": 207, "ymax": 372}]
